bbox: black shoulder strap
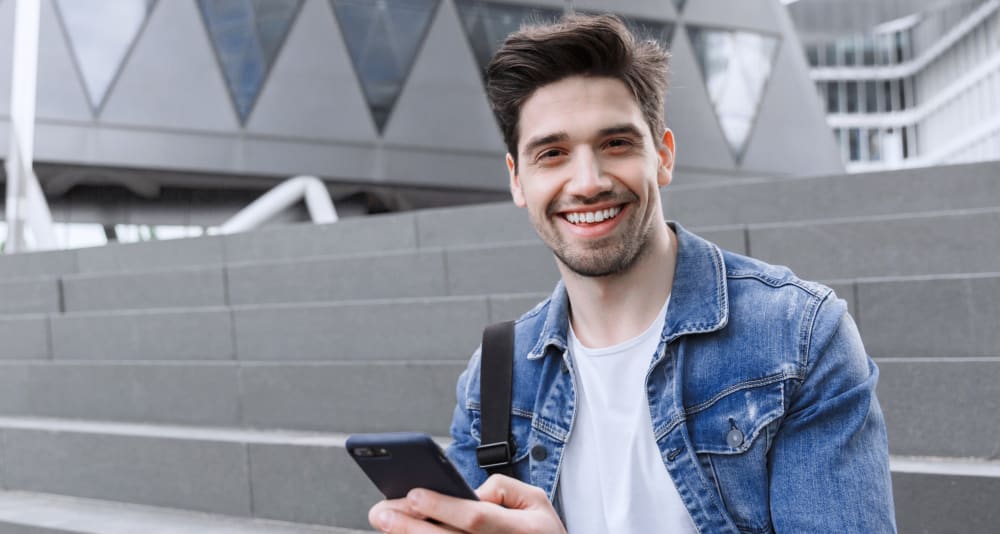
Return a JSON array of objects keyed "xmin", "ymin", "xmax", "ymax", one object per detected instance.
[{"xmin": 476, "ymin": 320, "xmax": 516, "ymax": 477}]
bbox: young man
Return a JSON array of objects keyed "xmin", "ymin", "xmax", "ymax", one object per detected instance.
[{"xmin": 370, "ymin": 15, "xmax": 896, "ymax": 533}]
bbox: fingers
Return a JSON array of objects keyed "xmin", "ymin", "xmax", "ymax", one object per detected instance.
[
  {"xmin": 370, "ymin": 498, "xmax": 460, "ymax": 534},
  {"xmin": 476, "ymin": 474, "xmax": 549, "ymax": 510}
]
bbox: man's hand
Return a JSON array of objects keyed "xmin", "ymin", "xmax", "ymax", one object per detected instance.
[{"xmin": 368, "ymin": 474, "xmax": 566, "ymax": 534}]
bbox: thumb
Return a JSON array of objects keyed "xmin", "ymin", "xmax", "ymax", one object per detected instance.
[{"xmin": 476, "ymin": 474, "xmax": 548, "ymax": 510}]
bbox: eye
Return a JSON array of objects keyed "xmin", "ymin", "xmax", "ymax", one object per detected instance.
[
  {"xmin": 535, "ymin": 148, "xmax": 566, "ymax": 163},
  {"xmin": 604, "ymin": 138, "xmax": 634, "ymax": 150}
]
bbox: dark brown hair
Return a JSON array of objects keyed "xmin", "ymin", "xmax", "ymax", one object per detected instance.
[{"xmin": 486, "ymin": 14, "xmax": 670, "ymax": 167}]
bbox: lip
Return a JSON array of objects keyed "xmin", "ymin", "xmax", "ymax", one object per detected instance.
[{"xmin": 556, "ymin": 203, "xmax": 628, "ymax": 239}]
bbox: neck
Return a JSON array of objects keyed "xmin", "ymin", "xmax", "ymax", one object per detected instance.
[{"xmin": 561, "ymin": 223, "xmax": 677, "ymax": 348}]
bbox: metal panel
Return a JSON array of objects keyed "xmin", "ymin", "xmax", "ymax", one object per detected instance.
[
  {"xmin": 99, "ymin": 0, "xmax": 239, "ymax": 130},
  {"xmin": 383, "ymin": 0, "xmax": 504, "ymax": 152},
  {"xmin": 683, "ymin": 0, "xmax": 780, "ymax": 33},
  {"xmin": 35, "ymin": 0, "xmax": 92, "ymax": 121},
  {"xmin": 573, "ymin": 0, "xmax": 676, "ymax": 20},
  {"xmin": 0, "ymin": 0, "xmax": 15, "ymax": 117},
  {"xmin": 245, "ymin": 0, "xmax": 378, "ymax": 142}
]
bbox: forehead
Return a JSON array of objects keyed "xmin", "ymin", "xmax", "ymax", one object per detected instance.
[{"xmin": 518, "ymin": 76, "xmax": 646, "ymax": 149}]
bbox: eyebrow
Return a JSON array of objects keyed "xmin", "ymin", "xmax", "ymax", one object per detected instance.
[{"xmin": 597, "ymin": 124, "xmax": 645, "ymax": 139}]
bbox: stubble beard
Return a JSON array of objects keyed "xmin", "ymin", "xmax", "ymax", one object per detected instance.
[{"xmin": 533, "ymin": 192, "xmax": 654, "ymax": 278}]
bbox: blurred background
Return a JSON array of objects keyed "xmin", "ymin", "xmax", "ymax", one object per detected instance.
[{"xmin": 0, "ymin": 0, "xmax": 997, "ymax": 532}]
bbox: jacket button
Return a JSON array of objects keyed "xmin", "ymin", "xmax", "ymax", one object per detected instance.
[
  {"xmin": 727, "ymin": 428, "xmax": 745, "ymax": 448},
  {"xmin": 531, "ymin": 445, "xmax": 548, "ymax": 461}
]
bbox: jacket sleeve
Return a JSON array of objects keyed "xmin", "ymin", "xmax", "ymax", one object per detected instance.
[
  {"xmin": 768, "ymin": 295, "xmax": 897, "ymax": 532},
  {"xmin": 444, "ymin": 347, "xmax": 490, "ymax": 490}
]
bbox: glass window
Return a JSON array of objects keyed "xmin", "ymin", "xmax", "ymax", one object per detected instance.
[
  {"xmin": 862, "ymin": 36, "xmax": 876, "ymax": 66},
  {"xmin": 331, "ymin": 0, "xmax": 439, "ymax": 132},
  {"xmin": 824, "ymin": 42, "xmax": 837, "ymax": 66},
  {"xmin": 848, "ymin": 128, "xmax": 860, "ymax": 161},
  {"xmin": 845, "ymin": 81, "xmax": 858, "ymax": 113},
  {"xmin": 864, "ymin": 81, "xmax": 878, "ymax": 113},
  {"xmin": 199, "ymin": 0, "xmax": 303, "ymax": 123},
  {"xmin": 806, "ymin": 44, "xmax": 819, "ymax": 66},
  {"xmin": 827, "ymin": 82, "xmax": 840, "ymax": 113},
  {"xmin": 867, "ymin": 128, "xmax": 881, "ymax": 161},
  {"xmin": 55, "ymin": 0, "xmax": 156, "ymax": 111},
  {"xmin": 672, "ymin": 0, "xmax": 687, "ymax": 12},
  {"xmin": 454, "ymin": 1, "xmax": 562, "ymax": 77},
  {"xmin": 688, "ymin": 27, "xmax": 779, "ymax": 160},
  {"xmin": 622, "ymin": 18, "xmax": 675, "ymax": 51},
  {"xmin": 882, "ymin": 80, "xmax": 893, "ymax": 111},
  {"xmin": 841, "ymin": 37, "xmax": 856, "ymax": 66}
]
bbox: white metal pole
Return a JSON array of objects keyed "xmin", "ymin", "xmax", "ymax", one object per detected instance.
[{"xmin": 4, "ymin": 0, "xmax": 41, "ymax": 253}]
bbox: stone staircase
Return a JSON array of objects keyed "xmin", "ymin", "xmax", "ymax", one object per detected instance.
[{"xmin": 0, "ymin": 161, "xmax": 997, "ymax": 533}]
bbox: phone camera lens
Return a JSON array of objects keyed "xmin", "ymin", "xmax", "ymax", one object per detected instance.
[
  {"xmin": 354, "ymin": 447, "xmax": 374, "ymax": 457},
  {"xmin": 376, "ymin": 447, "xmax": 390, "ymax": 456}
]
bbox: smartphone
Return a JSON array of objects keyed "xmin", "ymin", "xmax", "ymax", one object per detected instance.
[{"xmin": 346, "ymin": 432, "xmax": 479, "ymax": 501}]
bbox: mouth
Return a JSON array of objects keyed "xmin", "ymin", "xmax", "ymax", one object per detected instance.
[{"xmin": 561, "ymin": 205, "xmax": 623, "ymax": 225}]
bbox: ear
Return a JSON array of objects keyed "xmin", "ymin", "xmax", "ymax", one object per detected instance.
[
  {"xmin": 657, "ymin": 129, "xmax": 675, "ymax": 187},
  {"xmin": 507, "ymin": 153, "xmax": 526, "ymax": 207}
]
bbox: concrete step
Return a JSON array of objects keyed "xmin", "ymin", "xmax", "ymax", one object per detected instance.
[
  {"xmin": 0, "ymin": 362, "xmax": 464, "ymax": 435},
  {"xmin": 876, "ymin": 357, "xmax": 1000, "ymax": 459},
  {"xmin": 667, "ymin": 161, "xmax": 1000, "ymax": 228},
  {"xmin": 0, "ymin": 491, "xmax": 369, "ymax": 534},
  {"xmin": 748, "ymin": 207, "xmax": 1000, "ymax": 280},
  {"xmin": 0, "ymin": 357, "xmax": 994, "ymax": 457},
  {"xmin": 0, "ymin": 278, "xmax": 60, "ymax": 315},
  {"xmin": 890, "ymin": 457, "xmax": 1000, "ymax": 534},
  {"xmin": 0, "ymin": 418, "xmax": 993, "ymax": 533},
  {"xmin": 9, "ymin": 269, "xmax": 997, "ymax": 361},
  {"xmin": 61, "ymin": 267, "xmax": 226, "ymax": 313},
  {"xmin": 0, "ymin": 418, "xmax": 385, "ymax": 530}
]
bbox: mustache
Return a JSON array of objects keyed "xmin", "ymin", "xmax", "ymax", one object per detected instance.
[{"xmin": 547, "ymin": 190, "xmax": 638, "ymax": 216}]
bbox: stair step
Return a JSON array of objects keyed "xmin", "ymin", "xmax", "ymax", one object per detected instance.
[
  {"xmin": 0, "ymin": 491, "xmax": 371, "ymax": 533},
  {"xmin": 890, "ymin": 456, "xmax": 1000, "ymax": 534},
  {"xmin": 0, "ymin": 417, "xmax": 429, "ymax": 530}
]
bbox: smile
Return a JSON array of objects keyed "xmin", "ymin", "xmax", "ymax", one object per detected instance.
[{"xmin": 562, "ymin": 206, "xmax": 622, "ymax": 225}]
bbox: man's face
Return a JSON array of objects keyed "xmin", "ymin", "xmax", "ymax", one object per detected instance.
[{"xmin": 507, "ymin": 76, "xmax": 674, "ymax": 278}]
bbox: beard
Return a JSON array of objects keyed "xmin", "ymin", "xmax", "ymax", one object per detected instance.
[{"xmin": 531, "ymin": 190, "xmax": 654, "ymax": 278}]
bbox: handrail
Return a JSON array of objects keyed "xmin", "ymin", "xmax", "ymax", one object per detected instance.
[{"xmin": 218, "ymin": 175, "xmax": 338, "ymax": 235}]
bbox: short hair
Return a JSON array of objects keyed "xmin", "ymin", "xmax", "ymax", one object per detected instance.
[{"xmin": 485, "ymin": 14, "xmax": 670, "ymax": 166}]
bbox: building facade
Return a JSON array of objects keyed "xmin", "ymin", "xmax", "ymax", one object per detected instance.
[
  {"xmin": 1, "ymin": 0, "xmax": 841, "ymax": 248},
  {"xmin": 790, "ymin": 0, "xmax": 1000, "ymax": 172}
]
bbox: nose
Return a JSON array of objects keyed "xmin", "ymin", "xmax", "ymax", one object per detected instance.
[{"xmin": 564, "ymin": 148, "xmax": 612, "ymax": 200}]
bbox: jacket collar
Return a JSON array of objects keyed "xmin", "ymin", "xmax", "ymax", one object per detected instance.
[{"xmin": 527, "ymin": 222, "xmax": 729, "ymax": 360}]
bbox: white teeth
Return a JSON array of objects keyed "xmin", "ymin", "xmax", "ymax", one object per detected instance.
[{"xmin": 564, "ymin": 206, "xmax": 622, "ymax": 225}]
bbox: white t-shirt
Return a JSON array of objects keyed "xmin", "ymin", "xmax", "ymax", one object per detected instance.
[{"xmin": 559, "ymin": 297, "xmax": 697, "ymax": 534}]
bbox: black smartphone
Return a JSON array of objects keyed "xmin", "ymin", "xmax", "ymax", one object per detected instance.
[{"xmin": 346, "ymin": 432, "xmax": 479, "ymax": 501}]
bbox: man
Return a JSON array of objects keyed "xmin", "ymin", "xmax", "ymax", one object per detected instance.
[{"xmin": 370, "ymin": 14, "xmax": 896, "ymax": 533}]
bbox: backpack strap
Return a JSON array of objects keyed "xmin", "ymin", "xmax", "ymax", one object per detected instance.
[{"xmin": 476, "ymin": 320, "xmax": 516, "ymax": 477}]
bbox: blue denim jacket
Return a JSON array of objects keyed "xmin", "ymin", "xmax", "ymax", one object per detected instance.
[{"xmin": 446, "ymin": 223, "xmax": 896, "ymax": 533}]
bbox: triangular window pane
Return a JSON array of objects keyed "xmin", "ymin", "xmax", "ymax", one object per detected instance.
[
  {"xmin": 672, "ymin": 0, "xmax": 687, "ymax": 13},
  {"xmin": 454, "ymin": 0, "xmax": 563, "ymax": 77},
  {"xmin": 56, "ymin": 0, "xmax": 156, "ymax": 111},
  {"xmin": 625, "ymin": 19, "xmax": 674, "ymax": 50},
  {"xmin": 199, "ymin": 0, "xmax": 302, "ymax": 123},
  {"xmin": 688, "ymin": 27, "xmax": 779, "ymax": 161},
  {"xmin": 331, "ymin": 0, "xmax": 439, "ymax": 132}
]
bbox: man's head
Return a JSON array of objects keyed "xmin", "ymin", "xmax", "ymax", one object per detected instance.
[
  {"xmin": 486, "ymin": 14, "xmax": 670, "ymax": 170},
  {"xmin": 486, "ymin": 15, "xmax": 675, "ymax": 278}
]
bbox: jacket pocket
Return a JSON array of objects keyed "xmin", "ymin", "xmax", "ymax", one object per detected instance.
[{"xmin": 688, "ymin": 379, "xmax": 786, "ymax": 534}]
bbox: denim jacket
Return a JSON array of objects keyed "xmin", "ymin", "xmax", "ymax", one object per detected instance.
[{"xmin": 446, "ymin": 223, "xmax": 896, "ymax": 533}]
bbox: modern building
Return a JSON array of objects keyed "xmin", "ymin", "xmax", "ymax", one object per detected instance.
[
  {"xmin": 788, "ymin": 0, "xmax": 1000, "ymax": 172},
  {"xmin": 1, "ymin": 0, "xmax": 841, "ymax": 250}
]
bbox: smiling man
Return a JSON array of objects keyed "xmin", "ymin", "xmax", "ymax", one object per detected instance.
[{"xmin": 370, "ymin": 14, "xmax": 896, "ymax": 534}]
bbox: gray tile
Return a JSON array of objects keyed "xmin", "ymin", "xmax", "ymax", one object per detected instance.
[
  {"xmin": 0, "ymin": 250, "xmax": 78, "ymax": 279},
  {"xmin": 224, "ymin": 213, "xmax": 418, "ymax": 263},
  {"xmin": 446, "ymin": 243, "xmax": 559, "ymax": 296},
  {"xmin": 417, "ymin": 203, "xmax": 537, "ymax": 248},
  {"xmin": 50, "ymin": 308, "xmax": 234, "ymax": 360},
  {"xmin": 227, "ymin": 250, "xmax": 448, "ymax": 305},
  {"xmin": 877, "ymin": 359, "xmax": 1000, "ymax": 459},
  {"xmin": 61, "ymin": 267, "xmax": 226, "ymax": 312},
  {"xmin": 0, "ymin": 429, "xmax": 252, "ymax": 516},
  {"xmin": 249, "ymin": 443, "xmax": 381, "ymax": 529},
  {"xmin": 488, "ymin": 294, "xmax": 548, "ymax": 323},
  {"xmin": 859, "ymin": 276, "xmax": 1000, "ymax": 358},
  {"xmin": 665, "ymin": 161, "xmax": 1000, "ymax": 227},
  {"xmin": 893, "ymin": 471, "xmax": 1000, "ymax": 534},
  {"xmin": 748, "ymin": 210, "xmax": 1000, "ymax": 280},
  {"xmin": 74, "ymin": 237, "xmax": 225, "ymax": 274},
  {"xmin": 0, "ymin": 316, "xmax": 49, "ymax": 360},
  {"xmin": 0, "ymin": 363, "xmax": 241, "ymax": 426},
  {"xmin": 234, "ymin": 298, "xmax": 487, "ymax": 361},
  {"xmin": 0, "ymin": 279, "xmax": 61, "ymax": 315},
  {"xmin": 240, "ymin": 362, "xmax": 465, "ymax": 434}
]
